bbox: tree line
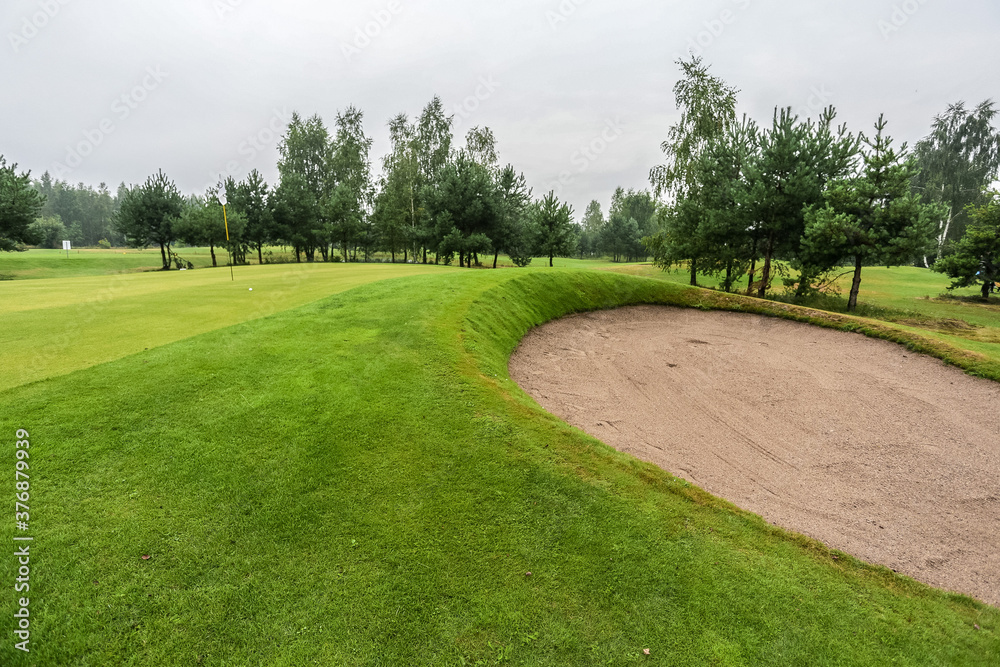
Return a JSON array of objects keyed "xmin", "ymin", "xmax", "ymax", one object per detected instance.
[
  {"xmin": 102, "ymin": 98, "xmax": 580, "ymax": 271},
  {"xmin": 644, "ymin": 57, "xmax": 1000, "ymax": 309}
]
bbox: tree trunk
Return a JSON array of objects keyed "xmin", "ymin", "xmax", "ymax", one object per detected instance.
[
  {"xmin": 724, "ymin": 260, "xmax": 733, "ymax": 293},
  {"xmin": 847, "ymin": 255, "xmax": 863, "ymax": 312},
  {"xmin": 391, "ymin": 249, "xmax": 395, "ymax": 263},
  {"xmin": 549, "ymin": 253, "xmax": 554, "ymax": 267},
  {"xmin": 159, "ymin": 242, "xmax": 169, "ymax": 270},
  {"xmin": 258, "ymin": 244, "xmax": 263, "ymax": 265},
  {"xmin": 757, "ymin": 234, "xmax": 775, "ymax": 299},
  {"xmin": 689, "ymin": 258, "xmax": 697, "ymax": 286},
  {"xmin": 936, "ymin": 207, "xmax": 955, "ymax": 261},
  {"xmin": 404, "ymin": 247, "xmax": 408, "ymax": 263},
  {"xmin": 210, "ymin": 244, "xmax": 217, "ymax": 267},
  {"xmin": 982, "ymin": 281, "xmax": 991, "ymax": 299},
  {"xmin": 423, "ymin": 247, "xmax": 427, "ymax": 264},
  {"xmin": 493, "ymin": 252, "xmax": 499, "ymax": 269},
  {"xmin": 746, "ymin": 257, "xmax": 757, "ymax": 295}
]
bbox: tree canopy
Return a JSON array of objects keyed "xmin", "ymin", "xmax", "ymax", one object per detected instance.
[{"xmin": 0, "ymin": 156, "xmax": 45, "ymax": 251}]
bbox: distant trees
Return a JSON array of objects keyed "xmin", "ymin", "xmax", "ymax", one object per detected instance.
[
  {"xmin": 912, "ymin": 100, "xmax": 1000, "ymax": 262},
  {"xmin": 934, "ymin": 193, "xmax": 1000, "ymax": 299},
  {"xmin": 35, "ymin": 175, "xmax": 118, "ymax": 247},
  {"xmin": 1, "ymin": 156, "xmax": 45, "ymax": 251},
  {"xmin": 113, "ymin": 170, "xmax": 184, "ymax": 270}
]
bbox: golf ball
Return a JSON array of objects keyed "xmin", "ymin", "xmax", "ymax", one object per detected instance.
[{"xmin": 248, "ymin": 288, "xmax": 253, "ymax": 291}]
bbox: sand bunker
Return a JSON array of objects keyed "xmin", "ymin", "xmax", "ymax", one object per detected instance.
[{"xmin": 509, "ymin": 306, "xmax": 1000, "ymax": 606}]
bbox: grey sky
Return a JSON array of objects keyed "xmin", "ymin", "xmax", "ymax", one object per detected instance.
[{"xmin": 3, "ymin": 0, "xmax": 998, "ymax": 217}]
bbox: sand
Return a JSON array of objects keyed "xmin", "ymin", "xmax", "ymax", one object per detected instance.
[{"xmin": 509, "ymin": 305, "xmax": 1000, "ymax": 606}]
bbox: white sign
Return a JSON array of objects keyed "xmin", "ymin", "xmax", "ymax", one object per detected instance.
[{"xmin": 62, "ymin": 240, "xmax": 71, "ymax": 251}]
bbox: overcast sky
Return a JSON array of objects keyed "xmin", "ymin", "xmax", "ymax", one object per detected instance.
[{"xmin": 3, "ymin": 0, "xmax": 998, "ymax": 216}]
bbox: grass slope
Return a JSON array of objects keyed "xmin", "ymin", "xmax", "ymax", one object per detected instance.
[{"xmin": 1, "ymin": 269, "xmax": 996, "ymax": 665}]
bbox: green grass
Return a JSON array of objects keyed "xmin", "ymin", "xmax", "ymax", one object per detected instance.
[
  {"xmin": 0, "ymin": 261, "xmax": 460, "ymax": 393},
  {"xmin": 0, "ymin": 248, "xmax": 622, "ymax": 282},
  {"xmin": 1, "ymin": 261, "xmax": 997, "ymax": 665},
  {"xmin": 0, "ymin": 248, "xmax": 223, "ymax": 280}
]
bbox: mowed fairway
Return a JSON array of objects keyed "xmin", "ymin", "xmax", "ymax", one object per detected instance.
[
  {"xmin": 1, "ymin": 262, "xmax": 998, "ymax": 665},
  {"xmin": 0, "ymin": 261, "xmax": 459, "ymax": 392}
]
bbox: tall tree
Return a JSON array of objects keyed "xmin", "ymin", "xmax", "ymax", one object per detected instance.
[
  {"xmin": 0, "ymin": 157, "xmax": 45, "ymax": 251},
  {"xmin": 649, "ymin": 56, "xmax": 739, "ymax": 202},
  {"xmin": 913, "ymin": 100, "xmax": 1000, "ymax": 261},
  {"xmin": 228, "ymin": 170, "xmax": 272, "ymax": 264},
  {"xmin": 581, "ymin": 200, "xmax": 604, "ymax": 235},
  {"xmin": 934, "ymin": 192, "xmax": 1000, "ymax": 299},
  {"xmin": 113, "ymin": 170, "xmax": 183, "ymax": 270},
  {"xmin": 378, "ymin": 99, "xmax": 453, "ymax": 264},
  {"xmin": 800, "ymin": 116, "xmax": 938, "ymax": 310},
  {"xmin": 327, "ymin": 106, "xmax": 374, "ymax": 261},
  {"xmin": 276, "ymin": 112, "xmax": 329, "ymax": 261},
  {"xmin": 414, "ymin": 97, "xmax": 455, "ymax": 260},
  {"xmin": 534, "ymin": 191, "xmax": 575, "ymax": 267},
  {"xmin": 648, "ymin": 56, "xmax": 738, "ymax": 283},
  {"xmin": 492, "ymin": 164, "xmax": 532, "ymax": 268},
  {"xmin": 270, "ymin": 172, "xmax": 318, "ymax": 263},
  {"xmin": 646, "ymin": 115, "xmax": 759, "ymax": 288}
]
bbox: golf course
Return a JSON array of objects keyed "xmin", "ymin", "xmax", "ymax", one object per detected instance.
[{"xmin": 1, "ymin": 251, "xmax": 998, "ymax": 665}]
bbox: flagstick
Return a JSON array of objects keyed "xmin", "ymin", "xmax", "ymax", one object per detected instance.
[{"xmin": 221, "ymin": 198, "xmax": 234, "ymax": 282}]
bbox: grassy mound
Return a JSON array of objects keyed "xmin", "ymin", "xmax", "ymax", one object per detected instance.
[{"xmin": 1, "ymin": 269, "xmax": 996, "ymax": 665}]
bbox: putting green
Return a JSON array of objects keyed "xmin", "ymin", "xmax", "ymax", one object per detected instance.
[{"xmin": 0, "ymin": 262, "xmax": 458, "ymax": 392}]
